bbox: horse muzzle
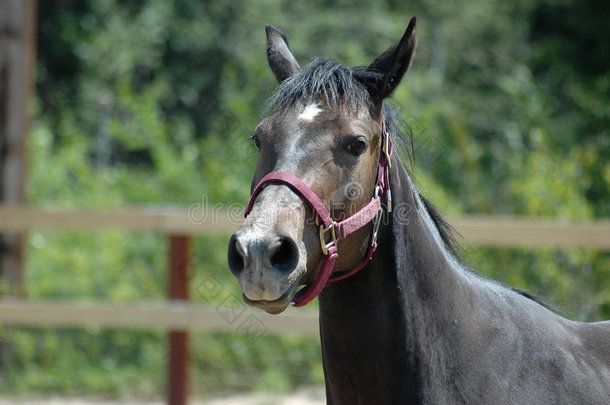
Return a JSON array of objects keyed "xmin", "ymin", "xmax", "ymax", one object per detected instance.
[{"xmin": 227, "ymin": 190, "xmax": 309, "ymax": 313}]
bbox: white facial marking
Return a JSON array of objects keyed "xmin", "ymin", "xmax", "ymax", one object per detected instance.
[{"xmin": 299, "ymin": 104, "xmax": 322, "ymax": 122}]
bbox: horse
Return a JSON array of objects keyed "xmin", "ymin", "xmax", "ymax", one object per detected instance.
[{"xmin": 227, "ymin": 17, "xmax": 610, "ymax": 404}]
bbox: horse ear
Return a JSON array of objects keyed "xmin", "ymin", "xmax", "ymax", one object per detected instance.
[
  {"xmin": 266, "ymin": 24, "xmax": 301, "ymax": 83},
  {"xmin": 357, "ymin": 17, "xmax": 417, "ymax": 102}
]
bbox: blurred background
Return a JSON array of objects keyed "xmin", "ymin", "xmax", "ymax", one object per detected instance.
[{"xmin": 0, "ymin": 0, "xmax": 608, "ymax": 402}]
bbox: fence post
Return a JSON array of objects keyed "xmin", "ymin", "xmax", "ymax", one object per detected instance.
[
  {"xmin": 168, "ymin": 235, "xmax": 190, "ymax": 405},
  {"xmin": 0, "ymin": 0, "xmax": 36, "ymax": 294},
  {"xmin": 0, "ymin": 0, "xmax": 37, "ymax": 376}
]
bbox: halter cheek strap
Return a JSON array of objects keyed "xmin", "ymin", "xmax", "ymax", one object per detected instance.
[{"xmin": 244, "ymin": 120, "xmax": 393, "ymax": 307}]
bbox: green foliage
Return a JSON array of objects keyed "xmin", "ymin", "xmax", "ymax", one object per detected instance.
[
  {"xmin": 3, "ymin": 328, "xmax": 163, "ymax": 398},
  {"xmin": 2, "ymin": 0, "xmax": 608, "ymax": 399}
]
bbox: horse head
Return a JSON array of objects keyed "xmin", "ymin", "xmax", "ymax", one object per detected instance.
[{"xmin": 227, "ymin": 18, "xmax": 416, "ymax": 314}]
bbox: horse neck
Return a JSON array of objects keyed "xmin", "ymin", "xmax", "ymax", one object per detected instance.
[{"xmin": 318, "ymin": 157, "xmax": 474, "ymax": 402}]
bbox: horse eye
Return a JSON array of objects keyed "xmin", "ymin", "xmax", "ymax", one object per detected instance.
[
  {"xmin": 250, "ymin": 135, "xmax": 261, "ymax": 151},
  {"xmin": 344, "ymin": 137, "xmax": 367, "ymax": 156}
]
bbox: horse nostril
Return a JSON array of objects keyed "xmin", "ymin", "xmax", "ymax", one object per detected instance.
[
  {"xmin": 269, "ymin": 237, "xmax": 299, "ymax": 273},
  {"xmin": 227, "ymin": 234, "xmax": 246, "ymax": 275},
  {"xmin": 229, "ymin": 234, "xmax": 298, "ymax": 275}
]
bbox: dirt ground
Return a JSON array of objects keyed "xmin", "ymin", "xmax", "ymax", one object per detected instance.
[{"xmin": 0, "ymin": 386, "xmax": 325, "ymax": 405}]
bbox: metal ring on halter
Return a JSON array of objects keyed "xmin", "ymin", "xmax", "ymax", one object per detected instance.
[
  {"xmin": 371, "ymin": 186, "xmax": 383, "ymax": 245},
  {"xmin": 383, "ymin": 127, "xmax": 391, "ymax": 169},
  {"xmin": 371, "ymin": 210, "xmax": 383, "ymax": 246}
]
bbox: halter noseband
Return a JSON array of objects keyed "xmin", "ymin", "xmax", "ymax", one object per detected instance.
[{"xmin": 244, "ymin": 119, "xmax": 393, "ymax": 307}]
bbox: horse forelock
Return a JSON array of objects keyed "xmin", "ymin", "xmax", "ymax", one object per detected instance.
[{"xmin": 266, "ymin": 58, "xmax": 371, "ymax": 114}]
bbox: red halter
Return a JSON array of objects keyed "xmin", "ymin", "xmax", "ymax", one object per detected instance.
[{"xmin": 244, "ymin": 120, "xmax": 393, "ymax": 307}]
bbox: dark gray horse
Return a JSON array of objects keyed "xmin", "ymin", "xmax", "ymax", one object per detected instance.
[{"xmin": 227, "ymin": 17, "xmax": 610, "ymax": 404}]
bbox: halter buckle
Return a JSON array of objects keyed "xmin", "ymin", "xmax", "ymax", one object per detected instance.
[{"xmin": 319, "ymin": 222, "xmax": 337, "ymax": 255}]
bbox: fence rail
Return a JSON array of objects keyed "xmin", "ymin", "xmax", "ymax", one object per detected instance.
[
  {"xmin": 1, "ymin": 205, "xmax": 609, "ymax": 249},
  {"xmin": 0, "ymin": 299, "xmax": 320, "ymax": 335}
]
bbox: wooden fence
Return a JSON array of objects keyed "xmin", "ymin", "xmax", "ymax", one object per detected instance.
[
  {"xmin": 1, "ymin": 205, "xmax": 609, "ymax": 404},
  {"xmin": 2, "ymin": 206, "xmax": 609, "ymax": 248}
]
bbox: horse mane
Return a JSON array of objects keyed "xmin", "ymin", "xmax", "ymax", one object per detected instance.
[
  {"xmin": 419, "ymin": 192, "xmax": 555, "ymax": 311},
  {"xmin": 383, "ymin": 95, "xmax": 464, "ymax": 259},
  {"xmin": 419, "ymin": 194, "xmax": 462, "ymax": 258}
]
